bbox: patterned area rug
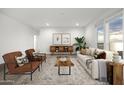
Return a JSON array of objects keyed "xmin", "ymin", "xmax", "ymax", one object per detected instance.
[{"xmin": 0, "ymin": 55, "xmax": 107, "ymax": 85}]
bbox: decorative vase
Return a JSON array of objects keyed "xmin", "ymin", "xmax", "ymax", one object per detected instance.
[{"xmin": 113, "ymin": 54, "xmax": 121, "ymax": 63}]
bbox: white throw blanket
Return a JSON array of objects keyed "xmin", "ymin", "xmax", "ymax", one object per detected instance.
[{"xmin": 97, "ymin": 59, "xmax": 107, "ymax": 82}]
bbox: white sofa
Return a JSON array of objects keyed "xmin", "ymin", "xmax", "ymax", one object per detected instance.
[{"xmin": 77, "ymin": 48, "xmax": 114, "ymax": 80}]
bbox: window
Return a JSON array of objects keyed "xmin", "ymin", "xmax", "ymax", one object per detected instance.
[
  {"xmin": 109, "ymin": 15, "xmax": 123, "ymax": 52},
  {"xmin": 97, "ymin": 24, "xmax": 104, "ymax": 49}
]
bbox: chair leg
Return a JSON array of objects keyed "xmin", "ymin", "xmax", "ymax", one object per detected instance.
[
  {"xmin": 3, "ymin": 64, "xmax": 6, "ymax": 80},
  {"xmin": 30, "ymin": 72, "xmax": 32, "ymax": 81},
  {"xmin": 41, "ymin": 62, "xmax": 42, "ymax": 67},
  {"xmin": 38, "ymin": 66, "xmax": 40, "ymax": 71},
  {"xmin": 45, "ymin": 58, "xmax": 46, "ymax": 62}
]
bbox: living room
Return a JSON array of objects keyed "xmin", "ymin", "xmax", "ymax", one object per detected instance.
[
  {"xmin": 0, "ymin": 8, "xmax": 123, "ymax": 85},
  {"xmin": 0, "ymin": 0, "xmax": 124, "ymax": 92},
  {"xmin": 0, "ymin": 0, "xmax": 124, "ymax": 93}
]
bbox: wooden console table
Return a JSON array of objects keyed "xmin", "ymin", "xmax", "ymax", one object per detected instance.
[
  {"xmin": 107, "ymin": 62, "xmax": 124, "ymax": 85},
  {"xmin": 50, "ymin": 45, "xmax": 73, "ymax": 54}
]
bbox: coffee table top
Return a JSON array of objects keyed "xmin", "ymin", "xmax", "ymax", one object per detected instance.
[{"xmin": 55, "ymin": 57, "xmax": 74, "ymax": 66}]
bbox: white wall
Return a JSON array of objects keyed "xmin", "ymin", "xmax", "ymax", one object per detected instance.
[
  {"xmin": 38, "ymin": 27, "xmax": 85, "ymax": 54},
  {"xmin": 85, "ymin": 22, "xmax": 97, "ymax": 48},
  {"xmin": 0, "ymin": 12, "xmax": 37, "ymax": 64}
]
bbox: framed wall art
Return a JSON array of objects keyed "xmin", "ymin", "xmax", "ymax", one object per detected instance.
[
  {"xmin": 53, "ymin": 33, "xmax": 62, "ymax": 45},
  {"xmin": 53, "ymin": 33, "xmax": 71, "ymax": 45},
  {"xmin": 62, "ymin": 33, "xmax": 71, "ymax": 45}
]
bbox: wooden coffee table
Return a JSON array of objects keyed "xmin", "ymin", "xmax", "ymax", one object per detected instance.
[{"xmin": 55, "ymin": 57, "xmax": 74, "ymax": 75}]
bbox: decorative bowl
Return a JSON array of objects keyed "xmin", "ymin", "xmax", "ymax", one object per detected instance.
[{"xmin": 60, "ymin": 57, "xmax": 66, "ymax": 62}]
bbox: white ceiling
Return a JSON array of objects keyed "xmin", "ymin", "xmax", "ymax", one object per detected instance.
[{"xmin": 0, "ymin": 8, "xmax": 121, "ymax": 30}]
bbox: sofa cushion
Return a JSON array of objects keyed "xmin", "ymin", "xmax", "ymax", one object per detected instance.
[
  {"xmin": 85, "ymin": 49, "xmax": 91, "ymax": 56},
  {"xmin": 89, "ymin": 48, "xmax": 96, "ymax": 56}
]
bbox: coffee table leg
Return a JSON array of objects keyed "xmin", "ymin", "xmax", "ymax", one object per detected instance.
[{"xmin": 69, "ymin": 66, "xmax": 71, "ymax": 75}]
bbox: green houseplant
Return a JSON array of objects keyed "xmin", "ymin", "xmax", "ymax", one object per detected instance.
[{"xmin": 73, "ymin": 36, "xmax": 87, "ymax": 51}]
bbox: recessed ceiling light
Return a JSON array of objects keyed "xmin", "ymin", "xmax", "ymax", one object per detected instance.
[
  {"xmin": 46, "ymin": 23, "xmax": 49, "ymax": 26},
  {"xmin": 76, "ymin": 23, "xmax": 79, "ymax": 26}
]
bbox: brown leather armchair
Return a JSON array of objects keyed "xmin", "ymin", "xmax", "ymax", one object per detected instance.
[
  {"xmin": 25, "ymin": 49, "xmax": 46, "ymax": 64},
  {"xmin": 2, "ymin": 51, "xmax": 41, "ymax": 80}
]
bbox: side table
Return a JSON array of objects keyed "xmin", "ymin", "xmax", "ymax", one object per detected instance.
[{"xmin": 107, "ymin": 62, "xmax": 124, "ymax": 85}]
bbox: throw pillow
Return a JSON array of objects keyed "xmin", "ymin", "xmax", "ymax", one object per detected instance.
[
  {"xmin": 15, "ymin": 55, "xmax": 27, "ymax": 66},
  {"xmin": 95, "ymin": 51, "xmax": 106, "ymax": 59},
  {"xmin": 97, "ymin": 51, "xmax": 106, "ymax": 59},
  {"xmin": 93, "ymin": 49, "xmax": 99, "ymax": 59},
  {"xmin": 80, "ymin": 48, "xmax": 86, "ymax": 55}
]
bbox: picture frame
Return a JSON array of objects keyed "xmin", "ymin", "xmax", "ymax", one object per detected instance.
[
  {"xmin": 53, "ymin": 33, "xmax": 71, "ymax": 45},
  {"xmin": 53, "ymin": 33, "xmax": 62, "ymax": 45},
  {"xmin": 62, "ymin": 33, "xmax": 71, "ymax": 45}
]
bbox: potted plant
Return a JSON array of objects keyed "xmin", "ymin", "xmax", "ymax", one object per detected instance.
[{"xmin": 73, "ymin": 36, "xmax": 87, "ymax": 54}]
